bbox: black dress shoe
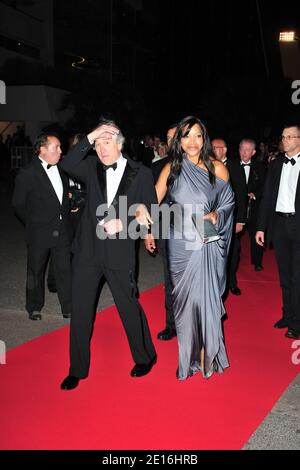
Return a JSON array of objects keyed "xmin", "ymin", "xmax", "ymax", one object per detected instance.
[
  {"xmin": 48, "ymin": 286, "xmax": 57, "ymax": 293},
  {"xmin": 254, "ymin": 265, "xmax": 263, "ymax": 272},
  {"xmin": 60, "ymin": 375, "xmax": 80, "ymax": 390},
  {"xmin": 62, "ymin": 312, "xmax": 71, "ymax": 319},
  {"xmin": 157, "ymin": 328, "xmax": 177, "ymax": 341},
  {"xmin": 28, "ymin": 311, "xmax": 42, "ymax": 320},
  {"xmin": 285, "ymin": 329, "xmax": 299, "ymax": 340},
  {"xmin": 229, "ymin": 286, "xmax": 241, "ymax": 296},
  {"xmin": 274, "ymin": 318, "xmax": 288, "ymax": 329},
  {"xmin": 130, "ymin": 355, "xmax": 157, "ymax": 377}
]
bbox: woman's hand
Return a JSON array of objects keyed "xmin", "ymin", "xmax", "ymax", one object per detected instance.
[
  {"xmin": 203, "ymin": 211, "xmax": 218, "ymax": 225},
  {"xmin": 144, "ymin": 233, "xmax": 156, "ymax": 253},
  {"xmin": 135, "ymin": 204, "xmax": 153, "ymax": 229}
]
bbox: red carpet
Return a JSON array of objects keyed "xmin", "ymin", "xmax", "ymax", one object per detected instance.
[{"xmin": 1, "ymin": 235, "xmax": 299, "ymax": 450}]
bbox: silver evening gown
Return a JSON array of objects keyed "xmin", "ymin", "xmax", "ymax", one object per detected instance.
[{"xmin": 167, "ymin": 157, "xmax": 234, "ymax": 379}]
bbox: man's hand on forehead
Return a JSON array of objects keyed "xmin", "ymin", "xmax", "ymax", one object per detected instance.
[
  {"xmin": 98, "ymin": 124, "xmax": 119, "ymax": 137},
  {"xmin": 98, "ymin": 131, "xmax": 115, "ymax": 141},
  {"xmin": 88, "ymin": 124, "xmax": 120, "ymax": 145}
]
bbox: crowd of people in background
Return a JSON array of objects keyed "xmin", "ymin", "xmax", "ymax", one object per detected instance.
[
  {"xmin": 5, "ymin": 117, "xmax": 300, "ymax": 389},
  {"xmin": 0, "ymin": 124, "xmax": 289, "ymax": 179}
]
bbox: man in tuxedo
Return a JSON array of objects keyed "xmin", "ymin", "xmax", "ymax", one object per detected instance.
[
  {"xmin": 212, "ymin": 138, "xmax": 228, "ymax": 166},
  {"xmin": 12, "ymin": 133, "xmax": 72, "ymax": 320},
  {"xmin": 137, "ymin": 134, "xmax": 156, "ymax": 167},
  {"xmin": 256, "ymin": 125, "xmax": 300, "ymax": 340},
  {"xmin": 59, "ymin": 120, "xmax": 157, "ymax": 390},
  {"xmin": 227, "ymin": 139, "xmax": 266, "ymax": 294},
  {"xmin": 212, "ymin": 138, "xmax": 246, "ymax": 295},
  {"xmin": 146, "ymin": 124, "xmax": 177, "ymax": 341}
]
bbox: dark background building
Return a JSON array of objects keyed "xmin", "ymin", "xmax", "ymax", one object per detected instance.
[{"xmin": 0, "ymin": 0, "xmax": 299, "ymax": 150}]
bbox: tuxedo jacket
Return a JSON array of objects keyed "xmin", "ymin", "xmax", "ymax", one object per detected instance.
[
  {"xmin": 60, "ymin": 137, "xmax": 157, "ymax": 270},
  {"xmin": 137, "ymin": 144, "xmax": 155, "ymax": 168},
  {"xmin": 257, "ymin": 154, "xmax": 300, "ymax": 242},
  {"xmin": 151, "ymin": 155, "xmax": 170, "ymax": 184},
  {"xmin": 12, "ymin": 158, "xmax": 71, "ymax": 247},
  {"xmin": 227, "ymin": 158, "xmax": 266, "ymax": 224}
]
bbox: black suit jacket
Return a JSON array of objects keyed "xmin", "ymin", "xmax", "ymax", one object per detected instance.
[
  {"xmin": 151, "ymin": 156, "xmax": 170, "ymax": 184},
  {"xmin": 137, "ymin": 144, "xmax": 155, "ymax": 168},
  {"xmin": 257, "ymin": 154, "xmax": 300, "ymax": 242},
  {"xmin": 60, "ymin": 137, "xmax": 157, "ymax": 269},
  {"xmin": 12, "ymin": 158, "xmax": 71, "ymax": 247},
  {"xmin": 227, "ymin": 159, "xmax": 266, "ymax": 223}
]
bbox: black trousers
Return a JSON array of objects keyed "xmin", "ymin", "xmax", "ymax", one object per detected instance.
[
  {"xmin": 228, "ymin": 221, "xmax": 264, "ymax": 288},
  {"xmin": 157, "ymin": 238, "xmax": 175, "ymax": 330},
  {"xmin": 272, "ymin": 215, "xmax": 300, "ymax": 333},
  {"xmin": 69, "ymin": 259, "xmax": 157, "ymax": 378},
  {"xmin": 228, "ymin": 231, "xmax": 241, "ymax": 288},
  {"xmin": 26, "ymin": 226, "xmax": 72, "ymax": 315},
  {"xmin": 46, "ymin": 211, "xmax": 82, "ymax": 290},
  {"xmin": 247, "ymin": 213, "xmax": 264, "ymax": 266}
]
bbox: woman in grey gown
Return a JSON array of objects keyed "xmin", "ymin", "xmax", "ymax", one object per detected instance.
[{"xmin": 155, "ymin": 116, "xmax": 234, "ymax": 380}]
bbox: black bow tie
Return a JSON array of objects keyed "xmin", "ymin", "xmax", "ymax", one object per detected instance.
[
  {"xmin": 47, "ymin": 163, "xmax": 56, "ymax": 169},
  {"xmin": 242, "ymin": 163, "xmax": 251, "ymax": 167},
  {"xmin": 102, "ymin": 162, "xmax": 117, "ymax": 171},
  {"xmin": 284, "ymin": 156, "xmax": 296, "ymax": 166}
]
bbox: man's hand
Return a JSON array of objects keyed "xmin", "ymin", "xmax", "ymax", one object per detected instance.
[
  {"xmin": 255, "ymin": 231, "xmax": 264, "ymax": 246},
  {"xmin": 87, "ymin": 124, "xmax": 119, "ymax": 144},
  {"xmin": 235, "ymin": 222, "xmax": 244, "ymax": 233},
  {"xmin": 144, "ymin": 233, "xmax": 156, "ymax": 253},
  {"xmin": 248, "ymin": 192, "xmax": 256, "ymax": 200},
  {"xmin": 203, "ymin": 211, "xmax": 218, "ymax": 225},
  {"xmin": 135, "ymin": 204, "xmax": 153, "ymax": 229},
  {"xmin": 103, "ymin": 218, "xmax": 123, "ymax": 235}
]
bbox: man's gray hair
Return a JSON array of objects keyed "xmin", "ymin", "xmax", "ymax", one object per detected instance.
[
  {"xmin": 239, "ymin": 138, "xmax": 256, "ymax": 148},
  {"xmin": 95, "ymin": 119, "xmax": 125, "ymax": 148}
]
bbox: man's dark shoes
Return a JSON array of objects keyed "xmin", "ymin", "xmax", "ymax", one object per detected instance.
[
  {"xmin": 62, "ymin": 312, "xmax": 71, "ymax": 319},
  {"xmin": 29, "ymin": 311, "xmax": 42, "ymax": 320},
  {"xmin": 255, "ymin": 265, "xmax": 263, "ymax": 272},
  {"xmin": 48, "ymin": 285, "xmax": 57, "ymax": 293},
  {"xmin": 230, "ymin": 286, "xmax": 241, "ymax": 296},
  {"xmin": 130, "ymin": 355, "xmax": 157, "ymax": 377},
  {"xmin": 285, "ymin": 329, "xmax": 299, "ymax": 340},
  {"xmin": 157, "ymin": 328, "xmax": 177, "ymax": 341},
  {"xmin": 274, "ymin": 318, "xmax": 288, "ymax": 329},
  {"xmin": 60, "ymin": 375, "xmax": 80, "ymax": 390}
]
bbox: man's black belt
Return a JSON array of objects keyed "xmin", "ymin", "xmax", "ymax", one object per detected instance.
[{"xmin": 276, "ymin": 212, "xmax": 295, "ymax": 217}]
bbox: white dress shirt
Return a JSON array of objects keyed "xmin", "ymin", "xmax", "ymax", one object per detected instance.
[
  {"xmin": 106, "ymin": 154, "xmax": 127, "ymax": 207},
  {"xmin": 241, "ymin": 160, "xmax": 251, "ymax": 184},
  {"xmin": 276, "ymin": 153, "xmax": 300, "ymax": 213},
  {"xmin": 39, "ymin": 157, "xmax": 63, "ymax": 204},
  {"xmin": 151, "ymin": 148, "xmax": 160, "ymax": 163}
]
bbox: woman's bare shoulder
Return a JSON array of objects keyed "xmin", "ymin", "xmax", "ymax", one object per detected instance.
[{"xmin": 212, "ymin": 159, "xmax": 229, "ymax": 182}]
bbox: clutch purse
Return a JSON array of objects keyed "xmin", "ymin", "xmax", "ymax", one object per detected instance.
[{"xmin": 191, "ymin": 213, "xmax": 220, "ymax": 243}]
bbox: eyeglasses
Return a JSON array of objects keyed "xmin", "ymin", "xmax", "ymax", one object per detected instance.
[{"xmin": 280, "ymin": 135, "xmax": 300, "ymax": 141}]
